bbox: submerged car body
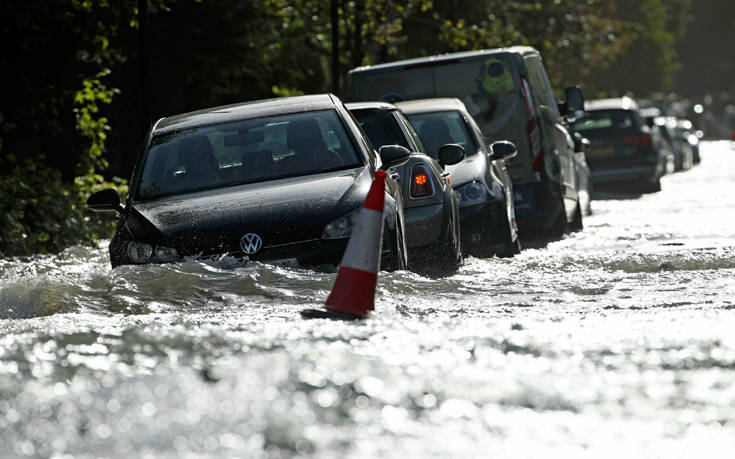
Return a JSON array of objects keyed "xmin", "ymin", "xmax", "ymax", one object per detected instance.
[
  {"xmin": 572, "ymin": 97, "xmax": 664, "ymax": 193},
  {"xmin": 347, "ymin": 101, "xmax": 463, "ymax": 274},
  {"xmin": 88, "ymin": 94, "xmax": 409, "ymax": 269},
  {"xmin": 396, "ymin": 98, "xmax": 521, "ymax": 257}
]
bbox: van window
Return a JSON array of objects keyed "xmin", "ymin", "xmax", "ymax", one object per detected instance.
[
  {"xmin": 432, "ymin": 56, "xmax": 522, "ymax": 134},
  {"xmin": 350, "ymin": 68, "xmax": 433, "ymax": 102},
  {"xmin": 523, "ymin": 54, "xmax": 559, "ymax": 116}
]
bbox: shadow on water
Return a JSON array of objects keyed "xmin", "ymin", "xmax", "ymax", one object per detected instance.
[{"xmin": 590, "ymin": 180, "xmax": 661, "ymax": 200}]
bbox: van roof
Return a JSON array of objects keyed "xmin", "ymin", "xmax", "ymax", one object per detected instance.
[
  {"xmin": 349, "ymin": 46, "xmax": 538, "ymax": 74},
  {"xmin": 394, "ymin": 98, "xmax": 467, "ymax": 115},
  {"xmin": 584, "ymin": 96, "xmax": 639, "ymax": 112}
]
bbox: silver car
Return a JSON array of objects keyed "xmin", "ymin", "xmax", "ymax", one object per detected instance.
[
  {"xmin": 347, "ymin": 102, "xmax": 464, "ymax": 276},
  {"xmin": 396, "ymin": 98, "xmax": 521, "ymax": 257}
]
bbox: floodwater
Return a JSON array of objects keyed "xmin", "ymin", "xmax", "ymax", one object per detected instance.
[{"xmin": 1, "ymin": 142, "xmax": 735, "ymax": 458}]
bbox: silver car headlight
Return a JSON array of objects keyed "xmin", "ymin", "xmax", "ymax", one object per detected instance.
[
  {"xmin": 126, "ymin": 242, "xmax": 179, "ymax": 263},
  {"xmin": 127, "ymin": 242, "xmax": 153, "ymax": 263},
  {"xmin": 153, "ymin": 245, "xmax": 179, "ymax": 262},
  {"xmin": 456, "ymin": 182, "xmax": 487, "ymax": 206},
  {"xmin": 322, "ymin": 207, "xmax": 360, "ymax": 239}
]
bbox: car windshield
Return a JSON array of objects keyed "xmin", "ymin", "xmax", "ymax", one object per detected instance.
[
  {"xmin": 352, "ymin": 110, "xmax": 410, "ymax": 151},
  {"xmin": 572, "ymin": 109, "xmax": 640, "ymax": 133},
  {"xmin": 136, "ymin": 110, "xmax": 362, "ymax": 200},
  {"xmin": 405, "ymin": 110, "xmax": 476, "ymax": 159}
]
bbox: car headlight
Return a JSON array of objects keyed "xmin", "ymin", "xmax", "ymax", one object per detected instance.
[
  {"xmin": 322, "ymin": 207, "xmax": 360, "ymax": 239},
  {"xmin": 127, "ymin": 242, "xmax": 153, "ymax": 263},
  {"xmin": 154, "ymin": 245, "xmax": 179, "ymax": 262},
  {"xmin": 456, "ymin": 182, "xmax": 487, "ymax": 206},
  {"xmin": 126, "ymin": 242, "xmax": 179, "ymax": 263}
]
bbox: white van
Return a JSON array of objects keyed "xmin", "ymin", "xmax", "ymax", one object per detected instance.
[{"xmin": 349, "ymin": 47, "xmax": 585, "ymax": 237}]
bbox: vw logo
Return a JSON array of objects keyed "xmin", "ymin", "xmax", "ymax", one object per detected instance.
[{"xmin": 239, "ymin": 233, "xmax": 263, "ymax": 254}]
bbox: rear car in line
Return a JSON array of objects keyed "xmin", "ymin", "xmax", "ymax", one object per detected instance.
[
  {"xmin": 347, "ymin": 101, "xmax": 464, "ymax": 275},
  {"xmin": 571, "ymin": 97, "xmax": 664, "ymax": 193},
  {"xmin": 396, "ymin": 98, "xmax": 521, "ymax": 257},
  {"xmin": 87, "ymin": 94, "xmax": 410, "ymax": 269}
]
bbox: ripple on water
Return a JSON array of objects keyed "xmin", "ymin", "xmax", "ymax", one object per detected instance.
[{"xmin": 2, "ymin": 143, "xmax": 735, "ymax": 457}]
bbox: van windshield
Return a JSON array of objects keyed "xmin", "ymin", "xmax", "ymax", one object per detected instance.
[{"xmin": 406, "ymin": 111, "xmax": 477, "ymax": 159}]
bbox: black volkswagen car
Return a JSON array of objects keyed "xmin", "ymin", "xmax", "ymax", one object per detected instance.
[
  {"xmin": 87, "ymin": 94, "xmax": 410, "ymax": 269},
  {"xmin": 347, "ymin": 101, "xmax": 464, "ymax": 275}
]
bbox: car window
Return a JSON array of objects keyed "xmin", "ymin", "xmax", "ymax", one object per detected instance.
[
  {"xmin": 395, "ymin": 112, "xmax": 426, "ymax": 153},
  {"xmin": 406, "ymin": 110, "xmax": 477, "ymax": 159},
  {"xmin": 352, "ymin": 109, "xmax": 410, "ymax": 151},
  {"xmin": 136, "ymin": 110, "xmax": 363, "ymax": 200},
  {"xmin": 572, "ymin": 109, "xmax": 639, "ymax": 132}
]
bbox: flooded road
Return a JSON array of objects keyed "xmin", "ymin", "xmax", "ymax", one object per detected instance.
[{"xmin": 2, "ymin": 142, "xmax": 735, "ymax": 458}]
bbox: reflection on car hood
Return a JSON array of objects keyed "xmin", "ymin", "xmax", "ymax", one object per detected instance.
[
  {"xmin": 445, "ymin": 152, "xmax": 486, "ymax": 187},
  {"xmin": 131, "ymin": 167, "xmax": 370, "ymax": 253}
]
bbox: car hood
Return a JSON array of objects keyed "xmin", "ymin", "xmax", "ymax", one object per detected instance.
[
  {"xmin": 130, "ymin": 167, "xmax": 371, "ymax": 254},
  {"xmin": 445, "ymin": 151, "xmax": 486, "ymax": 187}
]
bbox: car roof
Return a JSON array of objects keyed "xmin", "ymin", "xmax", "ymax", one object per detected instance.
[
  {"xmin": 349, "ymin": 46, "xmax": 537, "ymax": 74},
  {"xmin": 345, "ymin": 101, "xmax": 397, "ymax": 111},
  {"xmin": 639, "ymin": 106, "xmax": 662, "ymax": 118},
  {"xmin": 584, "ymin": 96, "xmax": 639, "ymax": 112},
  {"xmin": 153, "ymin": 94, "xmax": 340, "ymax": 134},
  {"xmin": 394, "ymin": 98, "xmax": 466, "ymax": 115}
]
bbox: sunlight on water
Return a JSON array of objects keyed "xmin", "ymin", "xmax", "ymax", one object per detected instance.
[{"xmin": 1, "ymin": 142, "xmax": 735, "ymax": 458}]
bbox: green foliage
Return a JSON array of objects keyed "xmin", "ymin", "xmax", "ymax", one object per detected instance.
[
  {"xmin": 74, "ymin": 69, "xmax": 120, "ymax": 174},
  {"xmin": 0, "ymin": 0, "xmax": 142, "ymax": 257},
  {"xmin": 0, "ymin": 0, "xmax": 701, "ymax": 258},
  {"xmin": 0, "ymin": 159, "xmax": 126, "ymax": 258},
  {"xmin": 262, "ymin": 0, "xmax": 432, "ymax": 91},
  {"xmin": 584, "ymin": 0, "xmax": 690, "ymax": 97}
]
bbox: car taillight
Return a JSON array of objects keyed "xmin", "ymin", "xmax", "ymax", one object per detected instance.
[
  {"xmin": 623, "ymin": 134, "xmax": 652, "ymax": 147},
  {"xmin": 521, "ymin": 78, "xmax": 543, "ymax": 171},
  {"xmin": 410, "ymin": 164, "xmax": 434, "ymax": 198}
]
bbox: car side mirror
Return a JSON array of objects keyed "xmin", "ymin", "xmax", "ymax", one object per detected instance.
[
  {"xmin": 378, "ymin": 144, "xmax": 411, "ymax": 170},
  {"xmin": 572, "ymin": 132, "xmax": 590, "ymax": 153},
  {"xmin": 437, "ymin": 143, "xmax": 465, "ymax": 166},
  {"xmin": 86, "ymin": 188, "xmax": 124, "ymax": 213},
  {"xmin": 489, "ymin": 140, "xmax": 517, "ymax": 161},
  {"xmin": 645, "ymin": 117, "xmax": 655, "ymax": 128},
  {"xmin": 564, "ymin": 86, "xmax": 585, "ymax": 116}
]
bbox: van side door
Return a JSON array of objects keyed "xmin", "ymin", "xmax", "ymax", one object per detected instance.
[{"xmin": 522, "ymin": 54, "xmax": 577, "ymax": 198}]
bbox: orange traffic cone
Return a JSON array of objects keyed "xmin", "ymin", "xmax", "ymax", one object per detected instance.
[{"xmin": 302, "ymin": 170, "xmax": 386, "ymax": 320}]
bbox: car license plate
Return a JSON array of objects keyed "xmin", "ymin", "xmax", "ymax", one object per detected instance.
[
  {"xmin": 586, "ymin": 146, "xmax": 615, "ymax": 159},
  {"xmin": 513, "ymin": 183, "xmax": 536, "ymax": 217}
]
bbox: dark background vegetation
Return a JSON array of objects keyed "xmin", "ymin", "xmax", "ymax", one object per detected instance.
[{"xmin": 1, "ymin": 0, "xmax": 732, "ymax": 257}]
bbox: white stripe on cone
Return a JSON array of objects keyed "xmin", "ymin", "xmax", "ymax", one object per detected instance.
[{"xmin": 340, "ymin": 207, "xmax": 384, "ymax": 273}]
